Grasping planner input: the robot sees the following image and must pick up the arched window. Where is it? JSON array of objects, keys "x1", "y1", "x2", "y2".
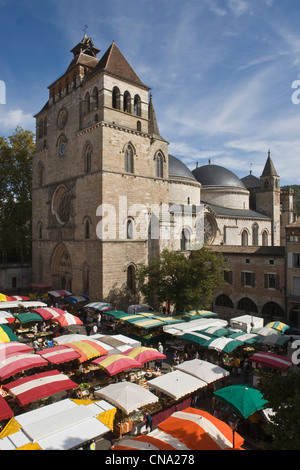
[
  {"x1": 85, "y1": 145, "x2": 92, "y2": 173},
  {"x1": 241, "y1": 230, "x2": 248, "y2": 246},
  {"x1": 92, "y1": 86, "x2": 98, "y2": 110},
  {"x1": 262, "y1": 230, "x2": 268, "y2": 246},
  {"x1": 252, "y1": 223, "x2": 258, "y2": 246},
  {"x1": 123, "y1": 91, "x2": 131, "y2": 113},
  {"x1": 137, "y1": 120, "x2": 141, "y2": 132},
  {"x1": 37, "y1": 222, "x2": 43, "y2": 240},
  {"x1": 237, "y1": 297, "x2": 258, "y2": 313},
  {"x1": 262, "y1": 301, "x2": 284, "y2": 318},
  {"x1": 155, "y1": 152, "x2": 164, "y2": 178},
  {"x1": 112, "y1": 86, "x2": 120, "y2": 109},
  {"x1": 181, "y1": 228, "x2": 191, "y2": 251},
  {"x1": 215, "y1": 294, "x2": 234, "y2": 309},
  {"x1": 134, "y1": 94, "x2": 141, "y2": 116},
  {"x1": 125, "y1": 144, "x2": 134, "y2": 173},
  {"x1": 37, "y1": 161, "x2": 44, "y2": 187},
  {"x1": 84, "y1": 219, "x2": 90, "y2": 239},
  {"x1": 127, "y1": 265, "x2": 136, "y2": 292},
  {"x1": 84, "y1": 92, "x2": 90, "y2": 114},
  {"x1": 127, "y1": 219, "x2": 133, "y2": 239}
]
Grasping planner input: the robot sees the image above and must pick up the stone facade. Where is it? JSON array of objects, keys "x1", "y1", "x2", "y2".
[{"x1": 32, "y1": 35, "x2": 295, "y2": 310}]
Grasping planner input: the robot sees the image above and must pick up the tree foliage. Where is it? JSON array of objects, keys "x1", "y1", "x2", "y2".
[
  {"x1": 258, "y1": 370, "x2": 300, "y2": 449},
  {"x1": 0, "y1": 127, "x2": 35, "y2": 263},
  {"x1": 137, "y1": 247, "x2": 226, "y2": 312}
]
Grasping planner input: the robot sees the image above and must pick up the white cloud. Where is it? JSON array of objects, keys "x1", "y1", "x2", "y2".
[{"x1": 0, "y1": 108, "x2": 35, "y2": 134}]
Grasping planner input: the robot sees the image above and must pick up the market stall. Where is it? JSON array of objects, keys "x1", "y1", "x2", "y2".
[
  {"x1": 113, "y1": 407, "x2": 245, "y2": 450},
  {"x1": 0, "y1": 398, "x2": 115, "y2": 450},
  {"x1": 36, "y1": 345, "x2": 81, "y2": 365},
  {"x1": 174, "y1": 358, "x2": 229, "y2": 384},
  {"x1": 3, "y1": 370, "x2": 78, "y2": 406},
  {"x1": 0, "y1": 353, "x2": 48, "y2": 381}
]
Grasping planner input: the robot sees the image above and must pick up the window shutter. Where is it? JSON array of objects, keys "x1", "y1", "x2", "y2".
[
  {"x1": 275, "y1": 274, "x2": 280, "y2": 290},
  {"x1": 288, "y1": 253, "x2": 293, "y2": 268},
  {"x1": 264, "y1": 274, "x2": 268, "y2": 288},
  {"x1": 241, "y1": 272, "x2": 245, "y2": 286}
]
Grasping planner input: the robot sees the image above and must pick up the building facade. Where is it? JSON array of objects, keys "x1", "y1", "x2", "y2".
[{"x1": 32, "y1": 36, "x2": 295, "y2": 309}]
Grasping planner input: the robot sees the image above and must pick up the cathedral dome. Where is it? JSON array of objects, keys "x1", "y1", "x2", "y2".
[
  {"x1": 168, "y1": 155, "x2": 197, "y2": 181},
  {"x1": 192, "y1": 164, "x2": 246, "y2": 189}
]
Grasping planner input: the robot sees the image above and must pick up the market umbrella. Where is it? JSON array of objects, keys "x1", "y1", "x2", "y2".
[
  {"x1": 0, "y1": 294, "x2": 12, "y2": 301},
  {"x1": 122, "y1": 346, "x2": 166, "y2": 364},
  {"x1": 249, "y1": 351, "x2": 292, "y2": 371},
  {"x1": 65, "y1": 339, "x2": 108, "y2": 363},
  {"x1": 257, "y1": 334, "x2": 291, "y2": 347},
  {"x1": 265, "y1": 321, "x2": 289, "y2": 333},
  {"x1": 201, "y1": 326, "x2": 229, "y2": 337},
  {"x1": 114, "y1": 407, "x2": 244, "y2": 450},
  {"x1": 252, "y1": 327, "x2": 281, "y2": 337},
  {"x1": 92, "y1": 354, "x2": 142, "y2": 376},
  {"x1": 65, "y1": 295, "x2": 90, "y2": 304},
  {"x1": 147, "y1": 370, "x2": 206, "y2": 401},
  {"x1": 32, "y1": 307, "x2": 67, "y2": 320},
  {"x1": 3, "y1": 370, "x2": 78, "y2": 406},
  {"x1": 0, "y1": 342, "x2": 33, "y2": 359},
  {"x1": 181, "y1": 332, "x2": 215, "y2": 346},
  {"x1": 13, "y1": 312, "x2": 43, "y2": 324},
  {"x1": 54, "y1": 312, "x2": 83, "y2": 327},
  {"x1": 47, "y1": 290, "x2": 71, "y2": 298},
  {"x1": 84, "y1": 302, "x2": 113, "y2": 311},
  {"x1": 214, "y1": 385, "x2": 268, "y2": 419},
  {"x1": 0, "y1": 325, "x2": 19, "y2": 343},
  {"x1": 0, "y1": 395, "x2": 14, "y2": 420},
  {"x1": 0, "y1": 353, "x2": 48, "y2": 381},
  {"x1": 9, "y1": 296, "x2": 30, "y2": 301},
  {"x1": 94, "y1": 381, "x2": 159, "y2": 415},
  {"x1": 0, "y1": 311, "x2": 15, "y2": 325},
  {"x1": 202, "y1": 336, "x2": 243, "y2": 354},
  {"x1": 37, "y1": 345, "x2": 81, "y2": 364},
  {"x1": 175, "y1": 359, "x2": 229, "y2": 384},
  {"x1": 228, "y1": 332, "x2": 261, "y2": 345}
]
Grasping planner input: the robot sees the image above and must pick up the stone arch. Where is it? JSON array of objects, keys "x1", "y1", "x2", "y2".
[{"x1": 50, "y1": 243, "x2": 72, "y2": 291}]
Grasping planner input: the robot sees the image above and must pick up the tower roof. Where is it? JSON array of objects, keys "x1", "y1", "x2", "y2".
[
  {"x1": 261, "y1": 151, "x2": 278, "y2": 177},
  {"x1": 89, "y1": 41, "x2": 150, "y2": 90},
  {"x1": 148, "y1": 93, "x2": 161, "y2": 138}
]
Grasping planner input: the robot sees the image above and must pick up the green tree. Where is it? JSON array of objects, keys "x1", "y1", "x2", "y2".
[
  {"x1": 137, "y1": 247, "x2": 226, "y2": 312},
  {"x1": 0, "y1": 127, "x2": 35, "y2": 263},
  {"x1": 258, "y1": 370, "x2": 300, "y2": 449}
]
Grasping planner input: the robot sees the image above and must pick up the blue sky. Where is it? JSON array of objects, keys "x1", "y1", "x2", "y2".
[{"x1": 1, "y1": 0, "x2": 300, "y2": 184}]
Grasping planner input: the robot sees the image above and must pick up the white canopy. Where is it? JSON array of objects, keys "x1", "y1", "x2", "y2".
[
  {"x1": 0, "y1": 301, "x2": 47, "y2": 310},
  {"x1": 147, "y1": 370, "x2": 206, "y2": 400},
  {"x1": 0, "y1": 398, "x2": 114, "y2": 450},
  {"x1": 163, "y1": 318, "x2": 228, "y2": 336},
  {"x1": 94, "y1": 381, "x2": 159, "y2": 415},
  {"x1": 174, "y1": 359, "x2": 229, "y2": 384}
]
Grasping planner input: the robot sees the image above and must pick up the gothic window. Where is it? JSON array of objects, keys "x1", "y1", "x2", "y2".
[
  {"x1": 125, "y1": 144, "x2": 134, "y2": 173},
  {"x1": 123, "y1": 91, "x2": 131, "y2": 113},
  {"x1": 92, "y1": 86, "x2": 98, "y2": 110},
  {"x1": 252, "y1": 223, "x2": 258, "y2": 246},
  {"x1": 237, "y1": 297, "x2": 258, "y2": 313},
  {"x1": 241, "y1": 230, "x2": 248, "y2": 246},
  {"x1": 83, "y1": 144, "x2": 92, "y2": 173},
  {"x1": 155, "y1": 151, "x2": 164, "y2": 178},
  {"x1": 134, "y1": 94, "x2": 141, "y2": 116},
  {"x1": 84, "y1": 91, "x2": 90, "y2": 114},
  {"x1": 84, "y1": 219, "x2": 90, "y2": 239},
  {"x1": 112, "y1": 86, "x2": 120, "y2": 109},
  {"x1": 262, "y1": 230, "x2": 268, "y2": 246},
  {"x1": 181, "y1": 228, "x2": 191, "y2": 251},
  {"x1": 37, "y1": 161, "x2": 44, "y2": 187},
  {"x1": 127, "y1": 264, "x2": 136, "y2": 292},
  {"x1": 137, "y1": 120, "x2": 141, "y2": 132},
  {"x1": 127, "y1": 219, "x2": 134, "y2": 239},
  {"x1": 216, "y1": 294, "x2": 234, "y2": 309}
]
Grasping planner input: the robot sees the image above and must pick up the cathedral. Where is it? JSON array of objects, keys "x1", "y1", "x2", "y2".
[{"x1": 32, "y1": 35, "x2": 294, "y2": 305}]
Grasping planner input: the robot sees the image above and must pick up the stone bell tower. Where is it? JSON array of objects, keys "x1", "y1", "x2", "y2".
[{"x1": 255, "y1": 151, "x2": 281, "y2": 246}]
